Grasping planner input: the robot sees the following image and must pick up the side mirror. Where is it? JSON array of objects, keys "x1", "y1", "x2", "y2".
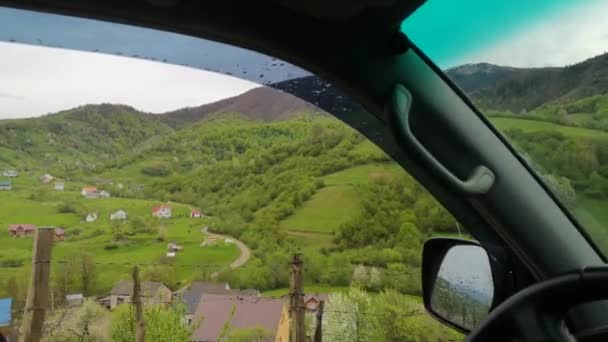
[{"x1": 422, "y1": 238, "x2": 497, "y2": 333}]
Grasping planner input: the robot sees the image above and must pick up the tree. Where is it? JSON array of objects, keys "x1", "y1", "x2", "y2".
[
  {"x1": 80, "y1": 253, "x2": 97, "y2": 296},
  {"x1": 45, "y1": 300, "x2": 109, "y2": 342},
  {"x1": 323, "y1": 288, "x2": 461, "y2": 342},
  {"x1": 52, "y1": 252, "x2": 99, "y2": 303},
  {"x1": 323, "y1": 288, "x2": 373, "y2": 342},
  {"x1": 111, "y1": 302, "x2": 196, "y2": 342}
]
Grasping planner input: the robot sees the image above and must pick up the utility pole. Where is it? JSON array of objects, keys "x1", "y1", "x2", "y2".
[
  {"x1": 313, "y1": 300, "x2": 324, "y2": 342},
  {"x1": 290, "y1": 253, "x2": 305, "y2": 342},
  {"x1": 19, "y1": 227, "x2": 54, "y2": 342},
  {"x1": 132, "y1": 266, "x2": 145, "y2": 342}
]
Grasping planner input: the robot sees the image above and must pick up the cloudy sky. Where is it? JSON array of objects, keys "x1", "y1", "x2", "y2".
[
  {"x1": 0, "y1": 0, "x2": 607, "y2": 118},
  {"x1": 404, "y1": 0, "x2": 608, "y2": 68},
  {"x1": 0, "y1": 42, "x2": 258, "y2": 118},
  {"x1": 0, "y1": 6, "x2": 309, "y2": 119}
]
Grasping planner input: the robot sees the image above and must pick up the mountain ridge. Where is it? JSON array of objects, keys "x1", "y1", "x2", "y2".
[{"x1": 445, "y1": 52, "x2": 608, "y2": 112}]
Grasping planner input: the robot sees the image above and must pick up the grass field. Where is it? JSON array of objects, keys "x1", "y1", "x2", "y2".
[
  {"x1": 490, "y1": 117, "x2": 608, "y2": 140},
  {"x1": 279, "y1": 185, "x2": 359, "y2": 234},
  {"x1": 322, "y1": 163, "x2": 402, "y2": 186},
  {"x1": 574, "y1": 196, "x2": 608, "y2": 253},
  {"x1": 0, "y1": 175, "x2": 239, "y2": 294},
  {"x1": 280, "y1": 162, "x2": 403, "y2": 248},
  {"x1": 262, "y1": 285, "x2": 350, "y2": 297}
]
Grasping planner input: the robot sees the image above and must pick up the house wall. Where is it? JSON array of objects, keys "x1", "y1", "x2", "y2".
[
  {"x1": 110, "y1": 295, "x2": 132, "y2": 309},
  {"x1": 275, "y1": 304, "x2": 290, "y2": 342},
  {"x1": 154, "y1": 287, "x2": 173, "y2": 304}
]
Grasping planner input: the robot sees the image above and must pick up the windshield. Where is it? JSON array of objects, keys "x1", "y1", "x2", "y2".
[
  {"x1": 403, "y1": 0, "x2": 608, "y2": 255},
  {"x1": 0, "y1": 5, "x2": 472, "y2": 340}
]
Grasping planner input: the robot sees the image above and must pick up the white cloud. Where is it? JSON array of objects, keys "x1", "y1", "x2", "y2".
[
  {"x1": 458, "y1": 1, "x2": 608, "y2": 67},
  {"x1": 0, "y1": 42, "x2": 258, "y2": 118}
]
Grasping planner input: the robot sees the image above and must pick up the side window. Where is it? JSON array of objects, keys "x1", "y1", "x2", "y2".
[
  {"x1": 0, "y1": 6, "x2": 465, "y2": 340},
  {"x1": 403, "y1": 0, "x2": 608, "y2": 257}
]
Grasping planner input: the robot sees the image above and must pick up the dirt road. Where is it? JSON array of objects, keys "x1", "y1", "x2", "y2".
[{"x1": 202, "y1": 227, "x2": 251, "y2": 268}]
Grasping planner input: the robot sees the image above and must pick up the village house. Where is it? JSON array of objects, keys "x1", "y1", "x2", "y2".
[
  {"x1": 2, "y1": 170, "x2": 18, "y2": 177},
  {"x1": 0, "y1": 297, "x2": 12, "y2": 341},
  {"x1": 81, "y1": 186, "x2": 98, "y2": 198},
  {"x1": 167, "y1": 242, "x2": 183, "y2": 253},
  {"x1": 110, "y1": 209, "x2": 127, "y2": 220},
  {"x1": 65, "y1": 293, "x2": 84, "y2": 307},
  {"x1": 303, "y1": 294, "x2": 329, "y2": 312},
  {"x1": 190, "y1": 210, "x2": 203, "y2": 218},
  {"x1": 85, "y1": 213, "x2": 98, "y2": 222},
  {"x1": 100, "y1": 281, "x2": 172, "y2": 310},
  {"x1": 8, "y1": 224, "x2": 36, "y2": 238},
  {"x1": 40, "y1": 174, "x2": 54, "y2": 184},
  {"x1": 176, "y1": 282, "x2": 262, "y2": 324},
  {"x1": 191, "y1": 294, "x2": 289, "y2": 342},
  {"x1": 54, "y1": 182, "x2": 64, "y2": 191},
  {"x1": 152, "y1": 205, "x2": 172, "y2": 218},
  {"x1": 0, "y1": 180, "x2": 11, "y2": 191},
  {"x1": 54, "y1": 228, "x2": 65, "y2": 241}
]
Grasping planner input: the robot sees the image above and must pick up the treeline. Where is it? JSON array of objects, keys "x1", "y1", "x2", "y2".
[
  {"x1": 486, "y1": 94, "x2": 608, "y2": 132},
  {"x1": 505, "y1": 129, "x2": 608, "y2": 200}
]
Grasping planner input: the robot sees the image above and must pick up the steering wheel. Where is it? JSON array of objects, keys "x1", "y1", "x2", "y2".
[{"x1": 467, "y1": 267, "x2": 608, "y2": 342}]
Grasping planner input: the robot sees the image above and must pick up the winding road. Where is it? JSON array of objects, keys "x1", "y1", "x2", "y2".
[{"x1": 202, "y1": 227, "x2": 251, "y2": 269}]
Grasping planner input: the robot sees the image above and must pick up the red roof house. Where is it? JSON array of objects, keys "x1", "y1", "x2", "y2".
[
  {"x1": 152, "y1": 205, "x2": 172, "y2": 218},
  {"x1": 8, "y1": 224, "x2": 36, "y2": 237},
  {"x1": 81, "y1": 186, "x2": 98, "y2": 198},
  {"x1": 190, "y1": 210, "x2": 203, "y2": 218},
  {"x1": 54, "y1": 228, "x2": 65, "y2": 241}
]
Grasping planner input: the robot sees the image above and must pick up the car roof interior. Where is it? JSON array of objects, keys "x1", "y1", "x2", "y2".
[{"x1": 2, "y1": 0, "x2": 608, "y2": 336}]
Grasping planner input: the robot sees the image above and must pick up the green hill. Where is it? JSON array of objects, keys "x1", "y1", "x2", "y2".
[
  {"x1": 446, "y1": 53, "x2": 608, "y2": 113},
  {"x1": 0, "y1": 104, "x2": 173, "y2": 171}
]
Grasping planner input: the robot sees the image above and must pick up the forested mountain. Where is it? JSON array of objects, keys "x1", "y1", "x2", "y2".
[
  {"x1": 0, "y1": 93, "x2": 455, "y2": 294},
  {"x1": 0, "y1": 104, "x2": 172, "y2": 170},
  {"x1": 446, "y1": 52, "x2": 608, "y2": 112},
  {"x1": 159, "y1": 86, "x2": 317, "y2": 128}
]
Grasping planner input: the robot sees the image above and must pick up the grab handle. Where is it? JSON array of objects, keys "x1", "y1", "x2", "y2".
[{"x1": 392, "y1": 84, "x2": 495, "y2": 195}]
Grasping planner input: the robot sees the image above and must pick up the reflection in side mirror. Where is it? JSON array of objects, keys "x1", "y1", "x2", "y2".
[{"x1": 430, "y1": 245, "x2": 494, "y2": 331}]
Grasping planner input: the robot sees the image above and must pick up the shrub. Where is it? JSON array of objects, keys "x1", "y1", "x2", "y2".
[{"x1": 104, "y1": 243, "x2": 119, "y2": 250}]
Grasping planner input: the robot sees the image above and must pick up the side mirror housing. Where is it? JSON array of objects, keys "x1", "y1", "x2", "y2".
[{"x1": 422, "y1": 238, "x2": 501, "y2": 333}]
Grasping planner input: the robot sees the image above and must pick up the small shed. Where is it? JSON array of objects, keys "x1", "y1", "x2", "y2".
[
  {"x1": 0, "y1": 181, "x2": 11, "y2": 191},
  {"x1": 2, "y1": 170, "x2": 18, "y2": 177},
  {"x1": 191, "y1": 210, "x2": 203, "y2": 218},
  {"x1": 167, "y1": 242, "x2": 183, "y2": 253},
  {"x1": 54, "y1": 228, "x2": 65, "y2": 241},
  {"x1": 66, "y1": 293, "x2": 84, "y2": 307},
  {"x1": 85, "y1": 213, "x2": 98, "y2": 222},
  {"x1": 54, "y1": 182, "x2": 65, "y2": 191},
  {"x1": 110, "y1": 209, "x2": 127, "y2": 221},
  {"x1": 40, "y1": 174, "x2": 54, "y2": 184}
]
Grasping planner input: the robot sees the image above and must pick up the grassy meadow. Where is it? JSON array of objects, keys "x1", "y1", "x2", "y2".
[
  {"x1": 279, "y1": 162, "x2": 403, "y2": 247},
  {"x1": 0, "y1": 174, "x2": 239, "y2": 294},
  {"x1": 490, "y1": 117, "x2": 608, "y2": 140}
]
